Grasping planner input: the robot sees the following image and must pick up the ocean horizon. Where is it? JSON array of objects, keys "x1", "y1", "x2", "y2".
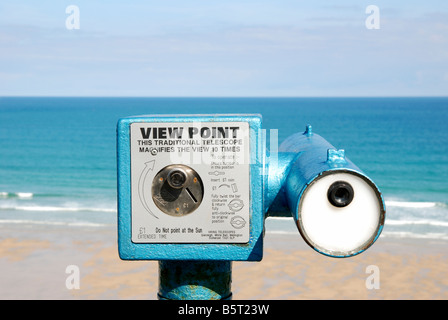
[{"x1": 1, "y1": 97, "x2": 447, "y2": 241}]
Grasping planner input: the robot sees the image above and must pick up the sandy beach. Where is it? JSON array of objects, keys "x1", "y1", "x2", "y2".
[{"x1": 0, "y1": 222, "x2": 447, "y2": 300}]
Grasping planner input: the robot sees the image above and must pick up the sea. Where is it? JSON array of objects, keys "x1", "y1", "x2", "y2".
[{"x1": 0, "y1": 97, "x2": 447, "y2": 241}]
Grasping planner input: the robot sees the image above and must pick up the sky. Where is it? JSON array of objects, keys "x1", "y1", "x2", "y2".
[{"x1": 0, "y1": 1, "x2": 447, "y2": 97}]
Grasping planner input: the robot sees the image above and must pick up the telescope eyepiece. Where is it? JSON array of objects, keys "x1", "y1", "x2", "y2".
[{"x1": 327, "y1": 181, "x2": 354, "y2": 208}]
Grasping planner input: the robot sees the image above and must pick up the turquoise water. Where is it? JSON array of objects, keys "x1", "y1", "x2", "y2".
[{"x1": 0, "y1": 97, "x2": 447, "y2": 239}]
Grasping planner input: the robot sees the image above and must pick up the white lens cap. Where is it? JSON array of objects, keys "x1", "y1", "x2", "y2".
[{"x1": 297, "y1": 171, "x2": 385, "y2": 257}]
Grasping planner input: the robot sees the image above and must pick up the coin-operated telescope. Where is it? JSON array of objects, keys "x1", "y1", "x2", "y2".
[{"x1": 116, "y1": 114, "x2": 385, "y2": 300}]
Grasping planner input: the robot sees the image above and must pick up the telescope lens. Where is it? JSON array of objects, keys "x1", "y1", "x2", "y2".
[
  {"x1": 297, "y1": 171, "x2": 385, "y2": 257},
  {"x1": 327, "y1": 181, "x2": 354, "y2": 208}
]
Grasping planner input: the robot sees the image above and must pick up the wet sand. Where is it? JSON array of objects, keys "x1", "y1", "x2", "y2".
[{"x1": 0, "y1": 224, "x2": 447, "y2": 300}]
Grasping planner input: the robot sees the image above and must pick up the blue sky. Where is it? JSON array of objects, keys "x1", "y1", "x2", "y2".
[{"x1": 0, "y1": 1, "x2": 447, "y2": 97}]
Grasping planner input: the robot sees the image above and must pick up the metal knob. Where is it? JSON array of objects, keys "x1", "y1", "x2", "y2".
[
  {"x1": 152, "y1": 164, "x2": 204, "y2": 217},
  {"x1": 167, "y1": 169, "x2": 188, "y2": 189}
]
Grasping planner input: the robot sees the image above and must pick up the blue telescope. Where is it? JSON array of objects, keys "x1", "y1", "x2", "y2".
[
  {"x1": 117, "y1": 115, "x2": 386, "y2": 299},
  {"x1": 266, "y1": 124, "x2": 385, "y2": 258}
]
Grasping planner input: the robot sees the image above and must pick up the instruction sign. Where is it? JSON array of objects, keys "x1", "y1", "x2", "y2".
[{"x1": 130, "y1": 121, "x2": 251, "y2": 244}]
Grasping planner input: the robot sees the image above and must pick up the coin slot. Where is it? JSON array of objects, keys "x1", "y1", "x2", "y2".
[{"x1": 185, "y1": 187, "x2": 198, "y2": 203}]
